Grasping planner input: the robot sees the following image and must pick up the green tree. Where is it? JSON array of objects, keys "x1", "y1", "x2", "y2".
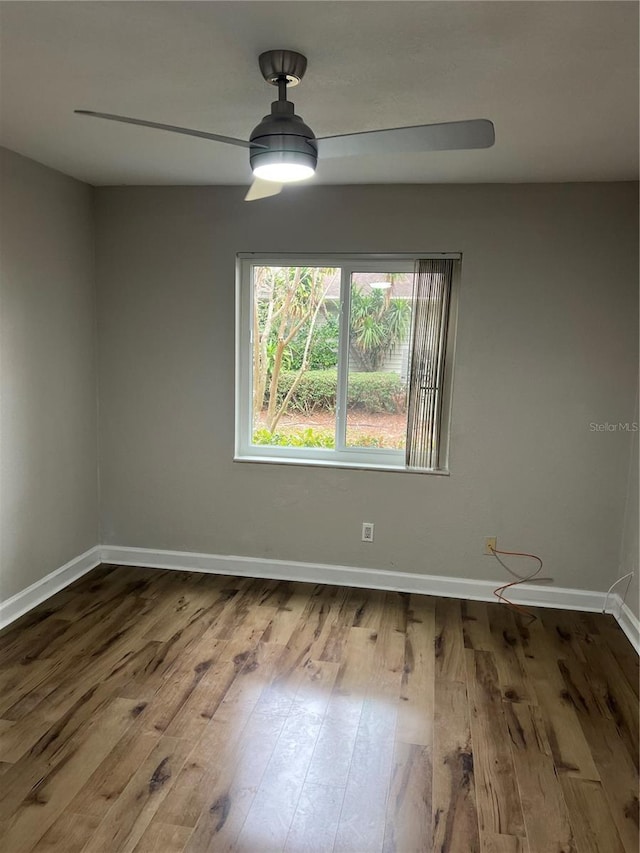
[
  {"x1": 253, "y1": 266, "x2": 335, "y2": 432},
  {"x1": 349, "y1": 287, "x2": 411, "y2": 371},
  {"x1": 287, "y1": 310, "x2": 340, "y2": 371}
]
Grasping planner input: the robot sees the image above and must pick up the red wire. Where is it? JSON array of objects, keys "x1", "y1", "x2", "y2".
[{"x1": 491, "y1": 546, "x2": 544, "y2": 624}]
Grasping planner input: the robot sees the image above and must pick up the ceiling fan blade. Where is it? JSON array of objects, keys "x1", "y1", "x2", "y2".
[
  {"x1": 244, "y1": 178, "x2": 284, "y2": 202},
  {"x1": 317, "y1": 119, "x2": 495, "y2": 159},
  {"x1": 74, "y1": 110, "x2": 267, "y2": 150}
]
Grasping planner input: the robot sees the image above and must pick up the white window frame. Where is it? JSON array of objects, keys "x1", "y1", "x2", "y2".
[{"x1": 235, "y1": 253, "x2": 460, "y2": 473}]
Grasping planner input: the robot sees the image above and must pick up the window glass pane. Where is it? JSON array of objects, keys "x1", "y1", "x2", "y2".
[
  {"x1": 251, "y1": 266, "x2": 340, "y2": 448},
  {"x1": 346, "y1": 272, "x2": 413, "y2": 450}
]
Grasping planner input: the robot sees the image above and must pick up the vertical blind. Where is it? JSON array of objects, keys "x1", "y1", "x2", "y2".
[{"x1": 405, "y1": 258, "x2": 454, "y2": 470}]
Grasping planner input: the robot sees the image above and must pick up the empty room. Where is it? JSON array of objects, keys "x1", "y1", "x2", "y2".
[{"x1": 0, "y1": 1, "x2": 638, "y2": 851}]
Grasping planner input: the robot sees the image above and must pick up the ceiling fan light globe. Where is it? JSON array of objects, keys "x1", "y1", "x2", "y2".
[
  {"x1": 249, "y1": 105, "x2": 317, "y2": 184},
  {"x1": 253, "y1": 162, "x2": 314, "y2": 183}
]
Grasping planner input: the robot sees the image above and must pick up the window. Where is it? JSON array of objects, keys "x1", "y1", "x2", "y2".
[{"x1": 236, "y1": 254, "x2": 459, "y2": 472}]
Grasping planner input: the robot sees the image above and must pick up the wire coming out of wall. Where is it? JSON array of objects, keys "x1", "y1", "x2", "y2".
[
  {"x1": 491, "y1": 545, "x2": 552, "y2": 624},
  {"x1": 602, "y1": 572, "x2": 634, "y2": 615}
]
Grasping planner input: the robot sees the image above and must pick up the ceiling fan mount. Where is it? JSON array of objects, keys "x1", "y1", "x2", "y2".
[
  {"x1": 74, "y1": 48, "x2": 495, "y2": 201},
  {"x1": 258, "y1": 49, "x2": 307, "y2": 88}
]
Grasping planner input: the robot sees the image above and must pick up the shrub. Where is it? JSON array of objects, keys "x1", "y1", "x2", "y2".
[
  {"x1": 252, "y1": 427, "x2": 405, "y2": 450},
  {"x1": 274, "y1": 370, "x2": 338, "y2": 413},
  {"x1": 348, "y1": 372, "x2": 407, "y2": 414},
  {"x1": 272, "y1": 370, "x2": 406, "y2": 414},
  {"x1": 252, "y1": 427, "x2": 335, "y2": 448}
]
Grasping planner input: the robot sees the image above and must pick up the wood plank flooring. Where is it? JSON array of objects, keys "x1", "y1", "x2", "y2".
[{"x1": 0, "y1": 565, "x2": 637, "y2": 852}]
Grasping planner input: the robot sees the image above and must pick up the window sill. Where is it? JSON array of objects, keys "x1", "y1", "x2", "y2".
[{"x1": 234, "y1": 454, "x2": 450, "y2": 476}]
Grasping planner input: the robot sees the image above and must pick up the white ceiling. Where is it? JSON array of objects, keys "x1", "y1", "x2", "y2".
[{"x1": 0, "y1": 1, "x2": 637, "y2": 186}]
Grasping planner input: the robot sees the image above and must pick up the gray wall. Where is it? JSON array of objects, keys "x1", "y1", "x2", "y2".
[
  {"x1": 0, "y1": 147, "x2": 98, "y2": 601},
  {"x1": 95, "y1": 182, "x2": 638, "y2": 595},
  {"x1": 618, "y1": 392, "x2": 639, "y2": 618}
]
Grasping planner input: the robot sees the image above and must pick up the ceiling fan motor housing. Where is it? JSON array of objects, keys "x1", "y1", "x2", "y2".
[{"x1": 249, "y1": 100, "x2": 318, "y2": 176}]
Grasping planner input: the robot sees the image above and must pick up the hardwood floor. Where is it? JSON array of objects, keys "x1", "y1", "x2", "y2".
[{"x1": 0, "y1": 565, "x2": 637, "y2": 852}]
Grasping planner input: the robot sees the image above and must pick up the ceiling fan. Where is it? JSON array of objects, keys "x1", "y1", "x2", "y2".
[{"x1": 76, "y1": 49, "x2": 495, "y2": 202}]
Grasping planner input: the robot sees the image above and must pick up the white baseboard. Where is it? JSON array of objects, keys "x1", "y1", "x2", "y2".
[
  {"x1": 101, "y1": 544, "x2": 609, "y2": 612},
  {"x1": 102, "y1": 545, "x2": 638, "y2": 652},
  {"x1": 2, "y1": 544, "x2": 637, "y2": 656},
  {"x1": 0, "y1": 546, "x2": 101, "y2": 630}
]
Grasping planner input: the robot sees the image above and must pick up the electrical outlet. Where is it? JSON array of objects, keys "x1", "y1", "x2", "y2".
[
  {"x1": 362, "y1": 522, "x2": 374, "y2": 543},
  {"x1": 484, "y1": 537, "x2": 497, "y2": 555}
]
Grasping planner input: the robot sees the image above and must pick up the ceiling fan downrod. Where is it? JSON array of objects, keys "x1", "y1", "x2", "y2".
[{"x1": 276, "y1": 76, "x2": 288, "y2": 102}]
